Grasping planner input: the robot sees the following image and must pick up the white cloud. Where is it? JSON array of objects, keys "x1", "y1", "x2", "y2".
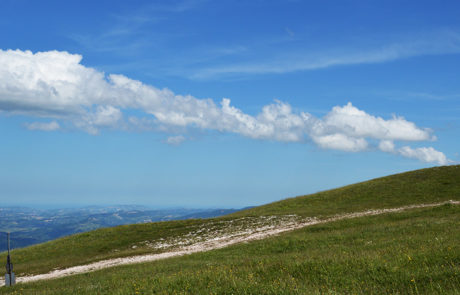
[
  {"x1": 217, "y1": 98, "x2": 309, "y2": 142},
  {"x1": 378, "y1": 140, "x2": 447, "y2": 165},
  {"x1": 25, "y1": 121, "x2": 60, "y2": 131},
  {"x1": 398, "y1": 146, "x2": 448, "y2": 165},
  {"x1": 378, "y1": 140, "x2": 395, "y2": 153},
  {"x1": 75, "y1": 106, "x2": 124, "y2": 135},
  {"x1": 312, "y1": 133, "x2": 368, "y2": 152},
  {"x1": 322, "y1": 103, "x2": 431, "y2": 141},
  {"x1": 0, "y1": 49, "x2": 450, "y2": 165},
  {"x1": 165, "y1": 135, "x2": 186, "y2": 145}
]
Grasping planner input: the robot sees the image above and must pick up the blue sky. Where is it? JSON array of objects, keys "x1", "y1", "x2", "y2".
[{"x1": 0, "y1": 0, "x2": 459, "y2": 208}]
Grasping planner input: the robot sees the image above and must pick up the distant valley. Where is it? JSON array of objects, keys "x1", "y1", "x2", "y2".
[{"x1": 0, "y1": 205, "x2": 242, "y2": 251}]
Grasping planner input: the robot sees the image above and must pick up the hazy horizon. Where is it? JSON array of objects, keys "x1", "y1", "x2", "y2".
[{"x1": 1, "y1": 0, "x2": 459, "y2": 208}]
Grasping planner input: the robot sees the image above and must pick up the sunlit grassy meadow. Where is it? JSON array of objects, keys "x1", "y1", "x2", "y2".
[
  {"x1": 2, "y1": 204, "x2": 459, "y2": 294},
  {"x1": 1, "y1": 165, "x2": 459, "y2": 294}
]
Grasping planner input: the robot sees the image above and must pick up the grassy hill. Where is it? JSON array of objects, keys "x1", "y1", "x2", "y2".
[
  {"x1": 0, "y1": 207, "x2": 240, "y2": 252},
  {"x1": 1, "y1": 165, "x2": 459, "y2": 294},
  {"x1": 231, "y1": 165, "x2": 460, "y2": 217}
]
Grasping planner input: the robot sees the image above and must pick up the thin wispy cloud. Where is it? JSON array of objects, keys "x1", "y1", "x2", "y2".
[
  {"x1": 145, "y1": 0, "x2": 209, "y2": 13},
  {"x1": 406, "y1": 92, "x2": 460, "y2": 101},
  {"x1": 0, "y1": 49, "x2": 450, "y2": 165},
  {"x1": 67, "y1": 1, "x2": 460, "y2": 85},
  {"x1": 110, "y1": 0, "x2": 208, "y2": 23},
  {"x1": 69, "y1": 0, "x2": 207, "y2": 56},
  {"x1": 24, "y1": 121, "x2": 60, "y2": 131},
  {"x1": 165, "y1": 135, "x2": 187, "y2": 145},
  {"x1": 189, "y1": 29, "x2": 460, "y2": 79}
]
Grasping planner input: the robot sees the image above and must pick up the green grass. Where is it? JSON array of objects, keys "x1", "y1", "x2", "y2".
[
  {"x1": 2, "y1": 204, "x2": 459, "y2": 294},
  {"x1": 231, "y1": 165, "x2": 460, "y2": 218},
  {"x1": 0, "y1": 218, "x2": 214, "y2": 276},
  {"x1": 0, "y1": 165, "x2": 459, "y2": 294}
]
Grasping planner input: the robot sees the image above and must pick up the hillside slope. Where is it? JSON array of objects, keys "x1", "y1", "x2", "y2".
[
  {"x1": 231, "y1": 165, "x2": 460, "y2": 217},
  {"x1": 0, "y1": 165, "x2": 459, "y2": 294},
  {"x1": 2, "y1": 201, "x2": 459, "y2": 294},
  {"x1": 0, "y1": 207, "x2": 240, "y2": 252}
]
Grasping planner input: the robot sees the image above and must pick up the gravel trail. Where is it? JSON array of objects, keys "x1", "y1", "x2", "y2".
[{"x1": 2, "y1": 200, "x2": 458, "y2": 285}]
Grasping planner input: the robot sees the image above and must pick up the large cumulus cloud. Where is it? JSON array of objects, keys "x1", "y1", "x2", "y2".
[{"x1": 0, "y1": 49, "x2": 450, "y2": 165}]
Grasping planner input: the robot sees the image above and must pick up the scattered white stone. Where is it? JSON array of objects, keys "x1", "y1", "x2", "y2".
[{"x1": 1, "y1": 200, "x2": 457, "y2": 286}]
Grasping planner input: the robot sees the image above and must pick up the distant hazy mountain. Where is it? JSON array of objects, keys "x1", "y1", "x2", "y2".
[{"x1": 0, "y1": 206, "x2": 241, "y2": 251}]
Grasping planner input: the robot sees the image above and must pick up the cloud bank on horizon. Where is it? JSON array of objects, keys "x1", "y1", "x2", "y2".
[{"x1": 0, "y1": 49, "x2": 449, "y2": 165}]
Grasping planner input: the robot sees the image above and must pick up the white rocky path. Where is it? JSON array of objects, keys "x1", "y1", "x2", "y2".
[{"x1": 1, "y1": 200, "x2": 458, "y2": 286}]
